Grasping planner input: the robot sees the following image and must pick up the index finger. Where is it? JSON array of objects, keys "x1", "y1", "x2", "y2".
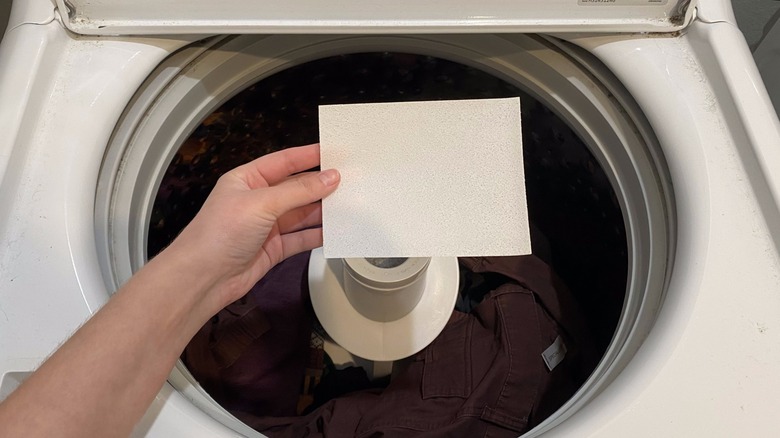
[{"x1": 236, "y1": 143, "x2": 321, "y2": 189}]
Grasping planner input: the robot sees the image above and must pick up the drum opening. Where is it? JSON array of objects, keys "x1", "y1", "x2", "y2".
[{"x1": 147, "y1": 52, "x2": 627, "y2": 435}]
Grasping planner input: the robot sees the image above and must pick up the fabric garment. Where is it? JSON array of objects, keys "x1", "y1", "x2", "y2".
[
  {"x1": 240, "y1": 255, "x2": 597, "y2": 437},
  {"x1": 302, "y1": 357, "x2": 391, "y2": 416},
  {"x1": 454, "y1": 222, "x2": 553, "y2": 314},
  {"x1": 182, "y1": 251, "x2": 313, "y2": 418},
  {"x1": 297, "y1": 326, "x2": 327, "y2": 415},
  {"x1": 454, "y1": 266, "x2": 507, "y2": 314}
]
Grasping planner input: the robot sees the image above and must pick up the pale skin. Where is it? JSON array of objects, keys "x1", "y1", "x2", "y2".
[{"x1": 0, "y1": 144, "x2": 340, "y2": 437}]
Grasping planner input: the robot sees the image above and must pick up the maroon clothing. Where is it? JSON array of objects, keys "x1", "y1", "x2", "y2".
[
  {"x1": 239, "y1": 255, "x2": 597, "y2": 437},
  {"x1": 182, "y1": 252, "x2": 313, "y2": 417}
]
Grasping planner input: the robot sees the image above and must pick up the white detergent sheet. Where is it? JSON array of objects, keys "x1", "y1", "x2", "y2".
[{"x1": 319, "y1": 97, "x2": 531, "y2": 259}]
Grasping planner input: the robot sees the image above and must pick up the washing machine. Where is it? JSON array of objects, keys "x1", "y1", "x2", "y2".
[{"x1": 1, "y1": 0, "x2": 780, "y2": 436}]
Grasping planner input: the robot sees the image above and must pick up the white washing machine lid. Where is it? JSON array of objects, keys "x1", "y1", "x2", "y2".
[{"x1": 56, "y1": 0, "x2": 694, "y2": 35}]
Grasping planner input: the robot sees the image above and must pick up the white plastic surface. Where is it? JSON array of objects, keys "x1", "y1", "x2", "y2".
[
  {"x1": 2, "y1": 0, "x2": 780, "y2": 436},
  {"x1": 54, "y1": 0, "x2": 693, "y2": 35},
  {"x1": 539, "y1": 19, "x2": 780, "y2": 438},
  {"x1": 694, "y1": 0, "x2": 738, "y2": 24},
  {"x1": 309, "y1": 249, "x2": 459, "y2": 361},
  {"x1": 5, "y1": 0, "x2": 55, "y2": 32},
  {"x1": 320, "y1": 98, "x2": 531, "y2": 259},
  {"x1": 343, "y1": 257, "x2": 429, "y2": 322}
]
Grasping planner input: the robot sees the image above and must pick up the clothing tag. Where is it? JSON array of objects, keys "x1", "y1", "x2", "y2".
[{"x1": 542, "y1": 335, "x2": 567, "y2": 371}]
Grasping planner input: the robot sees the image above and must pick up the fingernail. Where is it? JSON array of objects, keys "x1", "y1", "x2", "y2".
[{"x1": 319, "y1": 169, "x2": 340, "y2": 186}]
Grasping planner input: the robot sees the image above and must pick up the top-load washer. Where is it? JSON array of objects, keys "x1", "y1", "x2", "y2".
[{"x1": 1, "y1": 0, "x2": 780, "y2": 436}]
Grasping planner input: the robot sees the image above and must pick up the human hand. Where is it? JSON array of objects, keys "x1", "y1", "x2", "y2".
[{"x1": 165, "y1": 143, "x2": 340, "y2": 308}]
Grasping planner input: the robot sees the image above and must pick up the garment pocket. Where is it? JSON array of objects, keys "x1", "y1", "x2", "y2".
[
  {"x1": 480, "y1": 289, "x2": 546, "y2": 433},
  {"x1": 421, "y1": 314, "x2": 473, "y2": 399}
]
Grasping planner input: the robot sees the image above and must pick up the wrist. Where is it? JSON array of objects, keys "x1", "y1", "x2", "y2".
[{"x1": 142, "y1": 242, "x2": 226, "y2": 325}]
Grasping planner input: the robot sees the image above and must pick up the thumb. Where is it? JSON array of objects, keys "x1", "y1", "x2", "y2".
[{"x1": 261, "y1": 169, "x2": 340, "y2": 218}]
